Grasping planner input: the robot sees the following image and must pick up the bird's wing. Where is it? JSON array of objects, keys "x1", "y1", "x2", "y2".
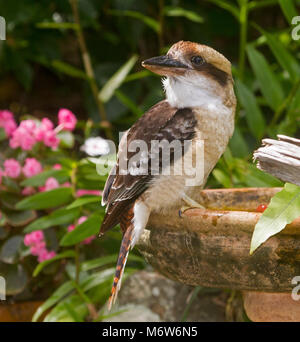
[
  {"x1": 100, "y1": 100, "x2": 196, "y2": 234},
  {"x1": 101, "y1": 164, "x2": 116, "y2": 206}
]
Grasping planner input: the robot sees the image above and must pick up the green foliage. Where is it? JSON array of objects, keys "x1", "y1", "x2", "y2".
[
  {"x1": 98, "y1": 55, "x2": 139, "y2": 103},
  {"x1": 250, "y1": 183, "x2": 300, "y2": 254},
  {"x1": 0, "y1": 0, "x2": 300, "y2": 323},
  {"x1": 60, "y1": 211, "x2": 104, "y2": 246},
  {"x1": 24, "y1": 208, "x2": 80, "y2": 233},
  {"x1": 16, "y1": 188, "x2": 74, "y2": 210}
]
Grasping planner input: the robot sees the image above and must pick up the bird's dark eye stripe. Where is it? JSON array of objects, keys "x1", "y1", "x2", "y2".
[{"x1": 191, "y1": 55, "x2": 204, "y2": 65}]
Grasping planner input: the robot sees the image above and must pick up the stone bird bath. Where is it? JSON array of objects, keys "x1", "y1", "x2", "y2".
[{"x1": 137, "y1": 187, "x2": 300, "y2": 321}]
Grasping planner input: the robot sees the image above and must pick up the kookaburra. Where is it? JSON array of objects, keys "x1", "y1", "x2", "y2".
[{"x1": 100, "y1": 41, "x2": 236, "y2": 309}]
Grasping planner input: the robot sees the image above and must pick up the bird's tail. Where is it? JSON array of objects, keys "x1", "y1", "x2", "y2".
[{"x1": 108, "y1": 207, "x2": 134, "y2": 310}]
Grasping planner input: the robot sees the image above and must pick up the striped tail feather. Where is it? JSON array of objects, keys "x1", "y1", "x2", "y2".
[{"x1": 108, "y1": 206, "x2": 134, "y2": 310}]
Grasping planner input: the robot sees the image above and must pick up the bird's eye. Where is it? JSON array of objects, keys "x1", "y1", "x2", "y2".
[{"x1": 191, "y1": 55, "x2": 204, "y2": 66}]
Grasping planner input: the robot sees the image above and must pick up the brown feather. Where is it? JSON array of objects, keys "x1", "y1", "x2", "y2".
[
  {"x1": 99, "y1": 100, "x2": 196, "y2": 235},
  {"x1": 108, "y1": 205, "x2": 134, "y2": 310}
]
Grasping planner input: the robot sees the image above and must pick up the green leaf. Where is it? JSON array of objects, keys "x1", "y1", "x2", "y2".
[
  {"x1": 51, "y1": 60, "x2": 88, "y2": 80},
  {"x1": 98, "y1": 54, "x2": 138, "y2": 103},
  {"x1": 32, "y1": 281, "x2": 75, "y2": 322},
  {"x1": 21, "y1": 169, "x2": 69, "y2": 187},
  {"x1": 205, "y1": 0, "x2": 239, "y2": 20},
  {"x1": 16, "y1": 187, "x2": 73, "y2": 210},
  {"x1": 4, "y1": 210, "x2": 36, "y2": 227},
  {"x1": 288, "y1": 84, "x2": 300, "y2": 116},
  {"x1": 33, "y1": 250, "x2": 76, "y2": 277},
  {"x1": 81, "y1": 254, "x2": 119, "y2": 272},
  {"x1": 2, "y1": 177, "x2": 20, "y2": 193},
  {"x1": 0, "y1": 263, "x2": 28, "y2": 296},
  {"x1": 248, "y1": 0, "x2": 280, "y2": 11},
  {"x1": 263, "y1": 30, "x2": 300, "y2": 80},
  {"x1": 67, "y1": 196, "x2": 101, "y2": 210},
  {"x1": 36, "y1": 22, "x2": 79, "y2": 30},
  {"x1": 0, "y1": 235, "x2": 23, "y2": 264},
  {"x1": 0, "y1": 127, "x2": 6, "y2": 141},
  {"x1": 235, "y1": 79, "x2": 266, "y2": 139},
  {"x1": 43, "y1": 295, "x2": 88, "y2": 322},
  {"x1": 164, "y1": 6, "x2": 204, "y2": 23},
  {"x1": 246, "y1": 45, "x2": 284, "y2": 110},
  {"x1": 24, "y1": 207, "x2": 80, "y2": 233},
  {"x1": 60, "y1": 212, "x2": 103, "y2": 246},
  {"x1": 109, "y1": 10, "x2": 160, "y2": 32},
  {"x1": 63, "y1": 302, "x2": 84, "y2": 322},
  {"x1": 229, "y1": 127, "x2": 249, "y2": 157},
  {"x1": 278, "y1": 0, "x2": 298, "y2": 22},
  {"x1": 0, "y1": 191, "x2": 23, "y2": 209},
  {"x1": 250, "y1": 183, "x2": 300, "y2": 254},
  {"x1": 212, "y1": 169, "x2": 232, "y2": 188},
  {"x1": 80, "y1": 268, "x2": 116, "y2": 292},
  {"x1": 124, "y1": 70, "x2": 152, "y2": 83},
  {"x1": 81, "y1": 253, "x2": 144, "y2": 272}
]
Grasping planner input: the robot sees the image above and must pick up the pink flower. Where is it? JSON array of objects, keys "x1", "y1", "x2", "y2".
[
  {"x1": 4, "y1": 159, "x2": 21, "y2": 178},
  {"x1": 38, "y1": 250, "x2": 56, "y2": 263},
  {"x1": 19, "y1": 119, "x2": 36, "y2": 133},
  {"x1": 24, "y1": 235, "x2": 33, "y2": 247},
  {"x1": 78, "y1": 216, "x2": 88, "y2": 225},
  {"x1": 40, "y1": 177, "x2": 59, "y2": 192},
  {"x1": 53, "y1": 164, "x2": 62, "y2": 170},
  {"x1": 61, "y1": 182, "x2": 71, "y2": 188},
  {"x1": 58, "y1": 108, "x2": 77, "y2": 131},
  {"x1": 41, "y1": 118, "x2": 54, "y2": 130},
  {"x1": 35, "y1": 118, "x2": 54, "y2": 142},
  {"x1": 67, "y1": 224, "x2": 75, "y2": 232},
  {"x1": 83, "y1": 236, "x2": 96, "y2": 245},
  {"x1": 43, "y1": 130, "x2": 60, "y2": 149},
  {"x1": 30, "y1": 242, "x2": 46, "y2": 256},
  {"x1": 22, "y1": 187, "x2": 36, "y2": 196},
  {"x1": 76, "y1": 189, "x2": 102, "y2": 197},
  {"x1": 24, "y1": 230, "x2": 56, "y2": 263},
  {"x1": 31, "y1": 231, "x2": 44, "y2": 243},
  {"x1": 10, "y1": 127, "x2": 36, "y2": 150},
  {"x1": 0, "y1": 110, "x2": 17, "y2": 137},
  {"x1": 24, "y1": 231, "x2": 44, "y2": 246},
  {"x1": 23, "y1": 158, "x2": 43, "y2": 178}
]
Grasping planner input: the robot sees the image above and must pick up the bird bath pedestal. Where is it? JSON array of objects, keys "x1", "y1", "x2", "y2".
[{"x1": 137, "y1": 188, "x2": 300, "y2": 322}]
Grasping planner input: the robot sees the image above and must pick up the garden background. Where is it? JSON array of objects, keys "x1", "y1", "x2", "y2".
[{"x1": 0, "y1": 0, "x2": 299, "y2": 322}]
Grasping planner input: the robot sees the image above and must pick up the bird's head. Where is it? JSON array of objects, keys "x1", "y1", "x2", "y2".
[{"x1": 142, "y1": 41, "x2": 235, "y2": 109}]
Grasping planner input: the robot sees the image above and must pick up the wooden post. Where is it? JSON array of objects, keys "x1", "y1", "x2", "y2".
[{"x1": 254, "y1": 135, "x2": 300, "y2": 186}]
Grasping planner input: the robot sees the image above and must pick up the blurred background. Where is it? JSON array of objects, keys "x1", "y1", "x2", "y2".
[{"x1": 0, "y1": 0, "x2": 299, "y2": 322}]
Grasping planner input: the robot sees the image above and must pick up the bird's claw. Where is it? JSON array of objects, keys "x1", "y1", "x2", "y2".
[{"x1": 178, "y1": 203, "x2": 205, "y2": 218}]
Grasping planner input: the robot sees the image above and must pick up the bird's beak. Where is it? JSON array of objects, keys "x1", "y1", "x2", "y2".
[{"x1": 142, "y1": 55, "x2": 188, "y2": 76}]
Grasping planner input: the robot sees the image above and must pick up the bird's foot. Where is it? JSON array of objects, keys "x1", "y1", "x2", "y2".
[{"x1": 179, "y1": 194, "x2": 205, "y2": 217}]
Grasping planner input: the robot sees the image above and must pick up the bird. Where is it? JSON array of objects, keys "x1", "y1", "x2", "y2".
[{"x1": 100, "y1": 40, "x2": 236, "y2": 309}]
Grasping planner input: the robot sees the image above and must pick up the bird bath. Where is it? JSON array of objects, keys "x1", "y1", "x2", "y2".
[{"x1": 137, "y1": 187, "x2": 300, "y2": 321}]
